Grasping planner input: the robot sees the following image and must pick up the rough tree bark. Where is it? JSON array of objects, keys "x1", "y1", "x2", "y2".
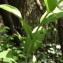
[{"x1": 58, "y1": 18, "x2": 63, "y2": 58}]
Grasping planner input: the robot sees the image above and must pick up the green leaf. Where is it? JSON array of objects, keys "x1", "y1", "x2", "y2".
[
  {"x1": 24, "y1": 26, "x2": 46, "y2": 53},
  {"x1": 20, "y1": 19, "x2": 33, "y2": 39},
  {"x1": 31, "y1": 26, "x2": 46, "y2": 52},
  {"x1": 24, "y1": 36, "x2": 32, "y2": 53},
  {"x1": 0, "y1": 49, "x2": 11, "y2": 58},
  {"x1": 44, "y1": 0, "x2": 57, "y2": 12},
  {"x1": 0, "y1": 4, "x2": 22, "y2": 18},
  {"x1": 0, "y1": 49, "x2": 17, "y2": 63},
  {"x1": 20, "y1": 19, "x2": 33, "y2": 53},
  {"x1": 40, "y1": 7, "x2": 63, "y2": 24},
  {"x1": 40, "y1": 11, "x2": 48, "y2": 24},
  {"x1": 3, "y1": 58, "x2": 17, "y2": 63}
]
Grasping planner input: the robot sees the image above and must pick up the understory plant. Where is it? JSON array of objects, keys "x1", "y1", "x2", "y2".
[{"x1": 0, "y1": 0, "x2": 63, "y2": 63}]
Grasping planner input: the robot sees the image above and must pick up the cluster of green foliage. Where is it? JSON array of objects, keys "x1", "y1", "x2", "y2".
[{"x1": 0, "y1": 0, "x2": 63, "y2": 63}]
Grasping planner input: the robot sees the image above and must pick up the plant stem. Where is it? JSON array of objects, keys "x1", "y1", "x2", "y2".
[
  {"x1": 25, "y1": 53, "x2": 29, "y2": 63},
  {"x1": 25, "y1": 11, "x2": 48, "y2": 63},
  {"x1": 25, "y1": 57, "x2": 28, "y2": 63}
]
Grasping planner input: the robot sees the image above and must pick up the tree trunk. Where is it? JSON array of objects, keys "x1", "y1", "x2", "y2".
[{"x1": 58, "y1": 18, "x2": 63, "y2": 58}]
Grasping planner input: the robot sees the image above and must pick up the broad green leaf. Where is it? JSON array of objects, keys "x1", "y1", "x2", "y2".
[
  {"x1": 0, "y1": 4, "x2": 22, "y2": 18},
  {"x1": 20, "y1": 19, "x2": 33, "y2": 39},
  {"x1": 0, "y1": 49, "x2": 17, "y2": 63},
  {"x1": 3, "y1": 58, "x2": 17, "y2": 63},
  {"x1": 24, "y1": 26, "x2": 46, "y2": 53},
  {"x1": 24, "y1": 37, "x2": 31, "y2": 53},
  {"x1": 6, "y1": 50, "x2": 12, "y2": 58},
  {"x1": 20, "y1": 19, "x2": 33, "y2": 53},
  {"x1": 40, "y1": 7, "x2": 63, "y2": 24},
  {"x1": 30, "y1": 26, "x2": 46, "y2": 52},
  {"x1": 8, "y1": 58, "x2": 17, "y2": 63},
  {"x1": 44, "y1": 0, "x2": 57, "y2": 12},
  {"x1": 40, "y1": 11, "x2": 48, "y2": 24},
  {"x1": 13, "y1": 33, "x2": 24, "y2": 42},
  {"x1": 0, "y1": 49, "x2": 11, "y2": 58}
]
